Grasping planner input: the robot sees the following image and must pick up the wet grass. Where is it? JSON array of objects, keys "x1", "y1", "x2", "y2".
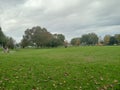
[{"x1": 0, "y1": 46, "x2": 120, "y2": 90}]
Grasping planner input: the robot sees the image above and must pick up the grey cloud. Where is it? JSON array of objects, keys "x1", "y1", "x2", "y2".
[
  {"x1": 0, "y1": 0, "x2": 120, "y2": 42},
  {"x1": 0, "y1": 0, "x2": 25, "y2": 8}
]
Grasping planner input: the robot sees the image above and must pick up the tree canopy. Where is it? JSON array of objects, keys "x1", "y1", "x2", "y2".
[
  {"x1": 71, "y1": 38, "x2": 80, "y2": 46},
  {"x1": 1, "y1": 25, "x2": 120, "y2": 48},
  {"x1": 21, "y1": 26, "x2": 65, "y2": 48},
  {"x1": 80, "y1": 33, "x2": 98, "y2": 45}
]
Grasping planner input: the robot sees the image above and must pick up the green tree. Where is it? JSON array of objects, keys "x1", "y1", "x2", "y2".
[
  {"x1": 71, "y1": 38, "x2": 80, "y2": 46},
  {"x1": 109, "y1": 36, "x2": 117, "y2": 45},
  {"x1": 57, "y1": 34, "x2": 65, "y2": 42},
  {"x1": 53, "y1": 34, "x2": 65, "y2": 46},
  {"x1": 47, "y1": 34, "x2": 65, "y2": 47},
  {"x1": 88, "y1": 33, "x2": 98, "y2": 45},
  {"x1": 21, "y1": 26, "x2": 53, "y2": 48},
  {"x1": 114, "y1": 34, "x2": 120, "y2": 45},
  {"x1": 21, "y1": 35, "x2": 31, "y2": 48},
  {"x1": 47, "y1": 38, "x2": 60, "y2": 47},
  {"x1": 81, "y1": 33, "x2": 98, "y2": 45},
  {"x1": 81, "y1": 34, "x2": 88, "y2": 45},
  {"x1": 0, "y1": 27, "x2": 7, "y2": 47},
  {"x1": 6, "y1": 37, "x2": 15, "y2": 49},
  {"x1": 32, "y1": 27, "x2": 52, "y2": 47},
  {"x1": 32, "y1": 30, "x2": 52, "y2": 47}
]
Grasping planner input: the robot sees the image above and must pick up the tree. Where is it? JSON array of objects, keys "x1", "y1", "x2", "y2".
[
  {"x1": 109, "y1": 36, "x2": 117, "y2": 45},
  {"x1": 71, "y1": 38, "x2": 80, "y2": 46},
  {"x1": 21, "y1": 26, "x2": 66, "y2": 48},
  {"x1": 21, "y1": 26, "x2": 58, "y2": 48},
  {"x1": 104, "y1": 35, "x2": 111, "y2": 45},
  {"x1": 81, "y1": 34, "x2": 88, "y2": 45},
  {"x1": 57, "y1": 34, "x2": 65, "y2": 43},
  {"x1": 21, "y1": 35, "x2": 31, "y2": 48},
  {"x1": 47, "y1": 38, "x2": 60, "y2": 47},
  {"x1": 47, "y1": 34, "x2": 65, "y2": 47},
  {"x1": 52, "y1": 34, "x2": 65, "y2": 46},
  {"x1": 0, "y1": 27, "x2": 7, "y2": 47},
  {"x1": 81, "y1": 33, "x2": 98, "y2": 45},
  {"x1": 32, "y1": 27, "x2": 52, "y2": 47},
  {"x1": 88, "y1": 33, "x2": 98, "y2": 45},
  {"x1": 6, "y1": 37, "x2": 15, "y2": 49},
  {"x1": 114, "y1": 34, "x2": 120, "y2": 45}
]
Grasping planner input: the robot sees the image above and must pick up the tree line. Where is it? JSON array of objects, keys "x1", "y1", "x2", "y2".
[
  {"x1": 0, "y1": 26, "x2": 120, "y2": 49},
  {"x1": 71, "y1": 33, "x2": 120, "y2": 46},
  {"x1": 17, "y1": 26, "x2": 120, "y2": 47}
]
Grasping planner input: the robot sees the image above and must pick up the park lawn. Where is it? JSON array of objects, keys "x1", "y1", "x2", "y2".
[{"x1": 0, "y1": 46, "x2": 120, "y2": 90}]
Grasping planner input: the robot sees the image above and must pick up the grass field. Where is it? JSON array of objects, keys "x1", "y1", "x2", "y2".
[{"x1": 0, "y1": 46, "x2": 120, "y2": 90}]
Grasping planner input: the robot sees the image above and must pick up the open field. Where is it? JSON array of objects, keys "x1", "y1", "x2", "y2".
[{"x1": 0, "y1": 46, "x2": 120, "y2": 90}]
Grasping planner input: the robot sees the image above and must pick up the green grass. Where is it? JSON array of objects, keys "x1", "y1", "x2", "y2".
[{"x1": 0, "y1": 46, "x2": 120, "y2": 90}]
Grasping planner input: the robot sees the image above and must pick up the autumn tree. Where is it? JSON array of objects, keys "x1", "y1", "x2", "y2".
[
  {"x1": 104, "y1": 35, "x2": 111, "y2": 45},
  {"x1": 71, "y1": 38, "x2": 80, "y2": 46}
]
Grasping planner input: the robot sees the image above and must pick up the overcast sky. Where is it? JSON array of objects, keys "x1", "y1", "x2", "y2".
[{"x1": 0, "y1": 0, "x2": 120, "y2": 42}]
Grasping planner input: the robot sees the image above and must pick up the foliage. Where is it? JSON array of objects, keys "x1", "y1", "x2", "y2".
[
  {"x1": 80, "y1": 33, "x2": 98, "y2": 45},
  {"x1": 21, "y1": 35, "x2": 30, "y2": 48},
  {"x1": 51, "y1": 34, "x2": 65, "y2": 46},
  {"x1": 6, "y1": 37, "x2": 15, "y2": 49},
  {"x1": 71, "y1": 38, "x2": 80, "y2": 46},
  {"x1": 109, "y1": 36, "x2": 117, "y2": 45},
  {"x1": 32, "y1": 27, "x2": 52, "y2": 47},
  {"x1": 46, "y1": 34, "x2": 65, "y2": 47},
  {"x1": 104, "y1": 35, "x2": 111, "y2": 45},
  {"x1": 21, "y1": 26, "x2": 65, "y2": 48},
  {"x1": 0, "y1": 27, "x2": 7, "y2": 46},
  {"x1": 115, "y1": 34, "x2": 120, "y2": 45},
  {"x1": 47, "y1": 38, "x2": 60, "y2": 47},
  {"x1": 103, "y1": 34, "x2": 120, "y2": 45}
]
